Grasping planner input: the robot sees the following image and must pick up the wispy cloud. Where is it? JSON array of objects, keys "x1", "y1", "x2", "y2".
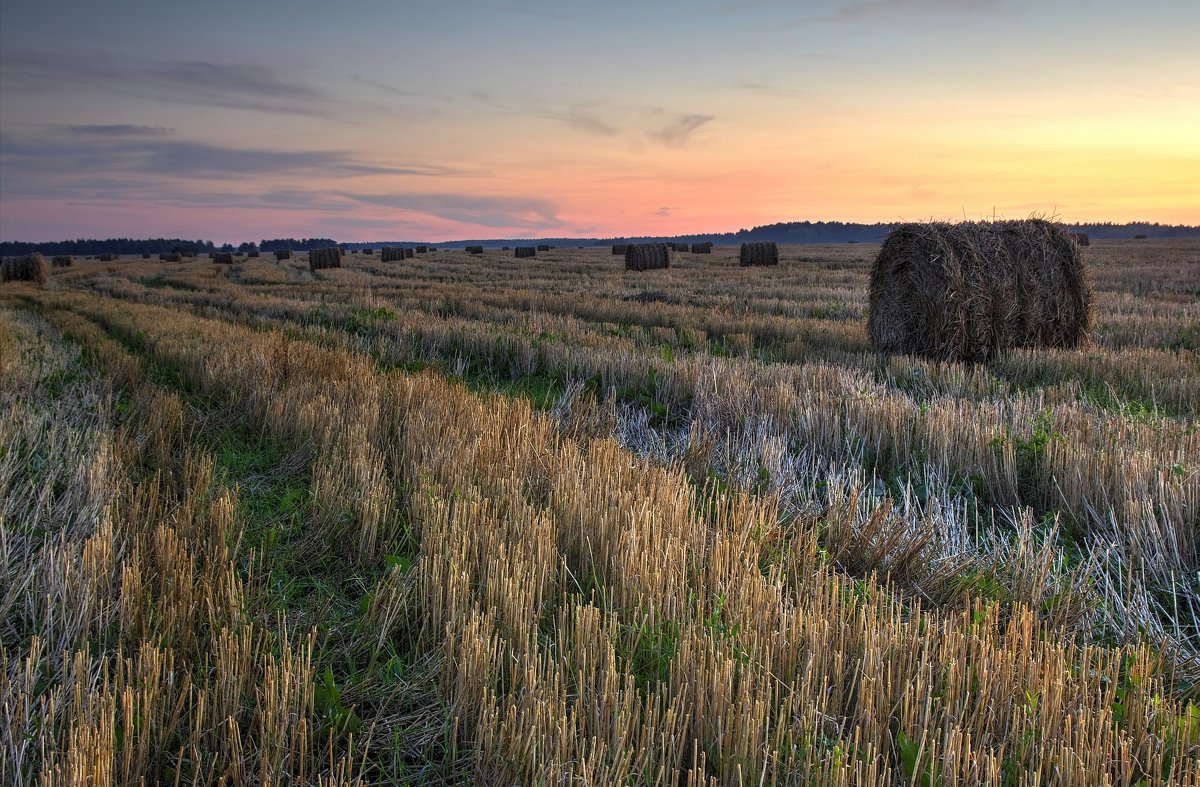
[
  {"x1": 813, "y1": 0, "x2": 1001, "y2": 23},
  {"x1": 547, "y1": 106, "x2": 620, "y2": 137},
  {"x1": 57, "y1": 124, "x2": 176, "y2": 137},
  {"x1": 339, "y1": 191, "x2": 561, "y2": 229},
  {"x1": 648, "y1": 114, "x2": 715, "y2": 148},
  {"x1": 1, "y1": 51, "x2": 332, "y2": 116}
]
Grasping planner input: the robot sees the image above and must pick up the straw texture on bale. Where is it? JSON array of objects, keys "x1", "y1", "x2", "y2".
[
  {"x1": 739, "y1": 242, "x2": 779, "y2": 267},
  {"x1": 624, "y1": 243, "x2": 671, "y2": 271},
  {"x1": 309, "y1": 247, "x2": 343, "y2": 271},
  {"x1": 690, "y1": 242, "x2": 713, "y2": 254},
  {"x1": 274, "y1": 250, "x2": 293, "y2": 260},
  {"x1": 611, "y1": 244, "x2": 628, "y2": 255},
  {"x1": 159, "y1": 252, "x2": 181, "y2": 262},
  {"x1": 465, "y1": 245, "x2": 484, "y2": 254},
  {"x1": 52, "y1": 255, "x2": 73, "y2": 267},
  {"x1": 2, "y1": 253, "x2": 49, "y2": 284},
  {"x1": 868, "y1": 219, "x2": 1092, "y2": 362},
  {"x1": 212, "y1": 252, "x2": 234, "y2": 264},
  {"x1": 514, "y1": 246, "x2": 536, "y2": 258},
  {"x1": 381, "y1": 246, "x2": 402, "y2": 262},
  {"x1": 1073, "y1": 233, "x2": 1090, "y2": 247}
]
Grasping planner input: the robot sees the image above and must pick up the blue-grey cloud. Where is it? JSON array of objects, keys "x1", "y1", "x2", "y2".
[
  {"x1": 547, "y1": 106, "x2": 620, "y2": 137},
  {"x1": 1, "y1": 51, "x2": 331, "y2": 116},
  {"x1": 648, "y1": 114, "x2": 714, "y2": 148},
  {"x1": 339, "y1": 191, "x2": 561, "y2": 229},
  {"x1": 58, "y1": 124, "x2": 176, "y2": 138},
  {"x1": 815, "y1": 0, "x2": 1001, "y2": 22}
]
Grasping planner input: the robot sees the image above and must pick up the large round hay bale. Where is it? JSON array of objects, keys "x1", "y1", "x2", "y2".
[
  {"x1": 381, "y1": 246, "x2": 402, "y2": 262},
  {"x1": 1073, "y1": 233, "x2": 1090, "y2": 247},
  {"x1": 52, "y1": 255, "x2": 73, "y2": 268},
  {"x1": 1133, "y1": 234, "x2": 1148, "y2": 240},
  {"x1": 274, "y1": 249, "x2": 293, "y2": 260},
  {"x1": 213, "y1": 252, "x2": 234, "y2": 264},
  {"x1": 624, "y1": 243, "x2": 670, "y2": 271},
  {"x1": 2, "y1": 253, "x2": 49, "y2": 284},
  {"x1": 98, "y1": 253, "x2": 115, "y2": 262},
  {"x1": 612, "y1": 244, "x2": 628, "y2": 255},
  {"x1": 416, "y1": 246, "x2": 428, "y2": 254},
  {"x1": 465, "y1": 245, "x2": 484, "y2": 254},
  {"x1": 159, "y1": 252, "x2": 181, "y2": 262},
  {"x1": 868, "y1": 220, "x2": 1091, "y2": 362},
  {"x1": 515, "y1": 246, "x2": 536, "y2": 258},
  {"x1": 739, "y1": 242, "x2": 779, "y2": 267},
  {"x1": 690, "y1": 242, "x2": 713, "y2": 254},
  {"x1": 309, "y1": 247, "x2": 342, "y2": 271},
  {"x1": 537, "y1": 244, "x2": 550, "y2": 252}
]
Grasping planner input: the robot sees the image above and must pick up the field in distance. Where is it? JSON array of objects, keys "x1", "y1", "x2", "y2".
[{"x1": 2, "y1": 238, "x2": 1198, "y2": 784}]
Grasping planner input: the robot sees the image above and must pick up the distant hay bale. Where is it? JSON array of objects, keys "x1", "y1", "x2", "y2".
[
  {"x1": 612, "y1": 244, "x2": 628, "y2": 255},
  {"x1": 309, "y1": 247, "x2": 342, "y2": 271},
  {"x1": 466, "y1": 245, "x2": 484, "y2": 254},
  {"x1": 274, "y1": 249, "x2": 293, "y2": 260},
  {"x1": 416, "y1": 246, "x2": 428, "y2": 253},
  {"x1": 362, "y1": 248, "x2": 373, "y2": 255},
  {"x1": 739, "y1": 242, "x2": 779, "y2": 267},
  {"x1": 247, "y1": 250, "x2": 260, "y2": 257},
  {"x1": 625, "y1": 243, "x2": 671, "y2": 271},
  {"x1": 515, "y1": 246, "x2": 536, "y2": 258},
  {"x1": 537, "y1": 244, "x2": 550, "y2": 251},
  {"x1": 381, "y1": 246, "x2": 402, "y2": 262},
  {"x1": 502, "y1": 246, "x2": 510, "y2": 251},
  {"x1": 1072, "y1": 233, "x2": 1089, "y2": 247},
  {"x1": 142, "y1": 253, "x2": 152, "y2": 259},
  {"x1": 213, "y1": 252, "x2": 234, "y2": 264},
  {"x1": 2, "y1": 253, "x2": 49, "y2": 284},
  {"x1": 867, "y1": 219, "x2": 1092, "y2": 362},
  {"x1": 159, "y1": 252, "x2": 181, "y2": 262},
  {"x1": 181, "y1": 252, "x2": 195, "y2": 258},
  {"x1": 52, "y1": 255, "x2": 73, "y2": 267},
  {"x1": 403, "y1": 248, "x2": 414, "y2": 259},
  {"x1": 234, "y1": 252, "x2": 244, "y2": 257},
  {"x1": 1134, "y1": 234, "x2": 1148, "y2": 240},
  {"x1": 98, "y1": 253, "x2": 115, "y2": 262},
  {"x1": 690, "y1": 242, "x2": 713, "y2": 254}
]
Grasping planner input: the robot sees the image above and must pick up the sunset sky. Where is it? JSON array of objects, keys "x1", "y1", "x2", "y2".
[{"x1": 2, "y1": 0, "x2": 1197, "y2": 242}]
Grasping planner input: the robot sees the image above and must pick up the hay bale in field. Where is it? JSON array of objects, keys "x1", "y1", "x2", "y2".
[
  {"x1": 99, "y1": 253, "x2": 115, "y2": 262},
  {"x1": 247, "y1": 250, "x2": 260, "y2": 257},
  {"x1": 381, "y1": 246, "x2": 402, "y2": 262},
  {"x1": 625, "y1": 243, "x2": 670, "y2": 271},
  {"x1": 416, "y1": 246, "x2": 428, "y2": 253},
  {"x1": 465, "y1": 245, "x2": 484, "y2": 254},
  {"x1": 537, "y1": 244, "x2": 550, "y2": 251},
  {"x1": 213, "y1": 252, "x2": 234, "y2": 264},
  {"x1": 52, "y1": 255, "x2": 72, "y2": 267},
  {"x1": 1072, "y1": 233, "x2": 1089, "y2": 247},
  {"x1": 502, "y1": 246, "x2": 510, "y2": 251},
  {"x1": 1134, "y1": 234, "x2": 1148, "y2": 240},
  {"x1": 159, "y1": 252, "x2": 181, "y2": 262},
  {"x1": 181, "y1": 252, "x2": 195, "y2": 259},
  {"x1": 515, "y1": 246, "x2": 536, "y2": 258},
  {"x1": 141, "y1": 253, "x2": 152, "y2": 259},
  {"x1": 612, "y1": 244, "x2": 628, "y2": 255},
  {"x1": 309, "y1": 247, "x2": 342, "y2": 271},
  {"x1": 690, "y1": 242, "x2": 713, "y2": 254},
  {"x1": 867, "y1": 219, "x2": 1092, "y2": 362},
  {"x1": 739, "y1": 242, "x2": 779, "y2": 267},
  {"x1": 2, "y1": 254, "x2": 49, "y2": 284},
  {"x1": 274, "y1": 249, "x2": 293, "y2": 260},
  {"x1": 361, "y1": 248, "x2": 373, "y2": 255}
]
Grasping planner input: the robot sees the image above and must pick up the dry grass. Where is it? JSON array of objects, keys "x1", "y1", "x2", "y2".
[{"x1": 2, "y1": 238, "x2": 1198, "y2": 784}]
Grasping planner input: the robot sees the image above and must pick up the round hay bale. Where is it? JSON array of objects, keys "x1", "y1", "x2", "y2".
[
  {"x1": 212, "y1": 252, "x2": 234, "y2": 264},
  {"x1": 159, "y1": 252, "x2": 182, "y2": 262},
  {"x1": 1133, "y1": 234, "x2": 1148, "y2": 240},
  {"x1": 624, "y1": 243, "x2": 670, "y2": 271},
  {"x1": 690, "y1": 242, "x2": 713, "y2": 254},
  {"x1": 612, "y1": 244, "x2": 628, "y2": 255},
  {"x1": 309, "y1": 247, "x2": 342, "y2": 271},
  {"x1": 381, "y1": 246, "x2": 402, "y2": 262},
  {"x1": 274, "y1": 249, "x2": 293, "y2": 260},
  {"x1": 515, "y1": 246, "x2": 536, "y2": 258},
  {"x1": 537, "y1": 244, "x2": 550, "y2": 252},
  {"x1": 52, "y1": 255, "x2": 73, "y2": 267},
  {"x1": 2, "y1": 253, "x2": 49, "y2": 284},
  {"x1": 739, "y1": 242, "x2": 779, "y2": 267},
  {"x1": 465, "y1": 245, "x2": 484, "y2": 254},
  {"x1": 416, "y1": 246, "x2": 428, "y2": 254},
  {"x1": 98, "y1": 253, "x2": 115, "y2": 262},
  {"x1": 1073, "y1": 233, "x2": 1089, "y2": 247},
  {"x1": 247, "y1": 250, "x2": 260, "y2": 257},
  {"x1": 868, "y1": 220, "x2": 1091, "y2": 361}
]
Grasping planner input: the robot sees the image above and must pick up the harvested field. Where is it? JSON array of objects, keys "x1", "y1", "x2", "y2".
[{"x1": 2, "y1": 238, "x2": 1198, "y2": 785}]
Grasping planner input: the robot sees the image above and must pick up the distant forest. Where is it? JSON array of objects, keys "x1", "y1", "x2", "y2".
[{"x1": 2, "y1": 222, "x2": 1196, "y2": 256}]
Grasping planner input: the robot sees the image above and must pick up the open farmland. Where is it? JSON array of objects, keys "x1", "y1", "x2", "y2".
[{"x1": 2, "y1": 238, "x2": 1198, "y2": 784}]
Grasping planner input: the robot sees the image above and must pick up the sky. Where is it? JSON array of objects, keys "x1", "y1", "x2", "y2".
[{"x1": 1, "y1": 0, "x2": 1197, "y2": 242}]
